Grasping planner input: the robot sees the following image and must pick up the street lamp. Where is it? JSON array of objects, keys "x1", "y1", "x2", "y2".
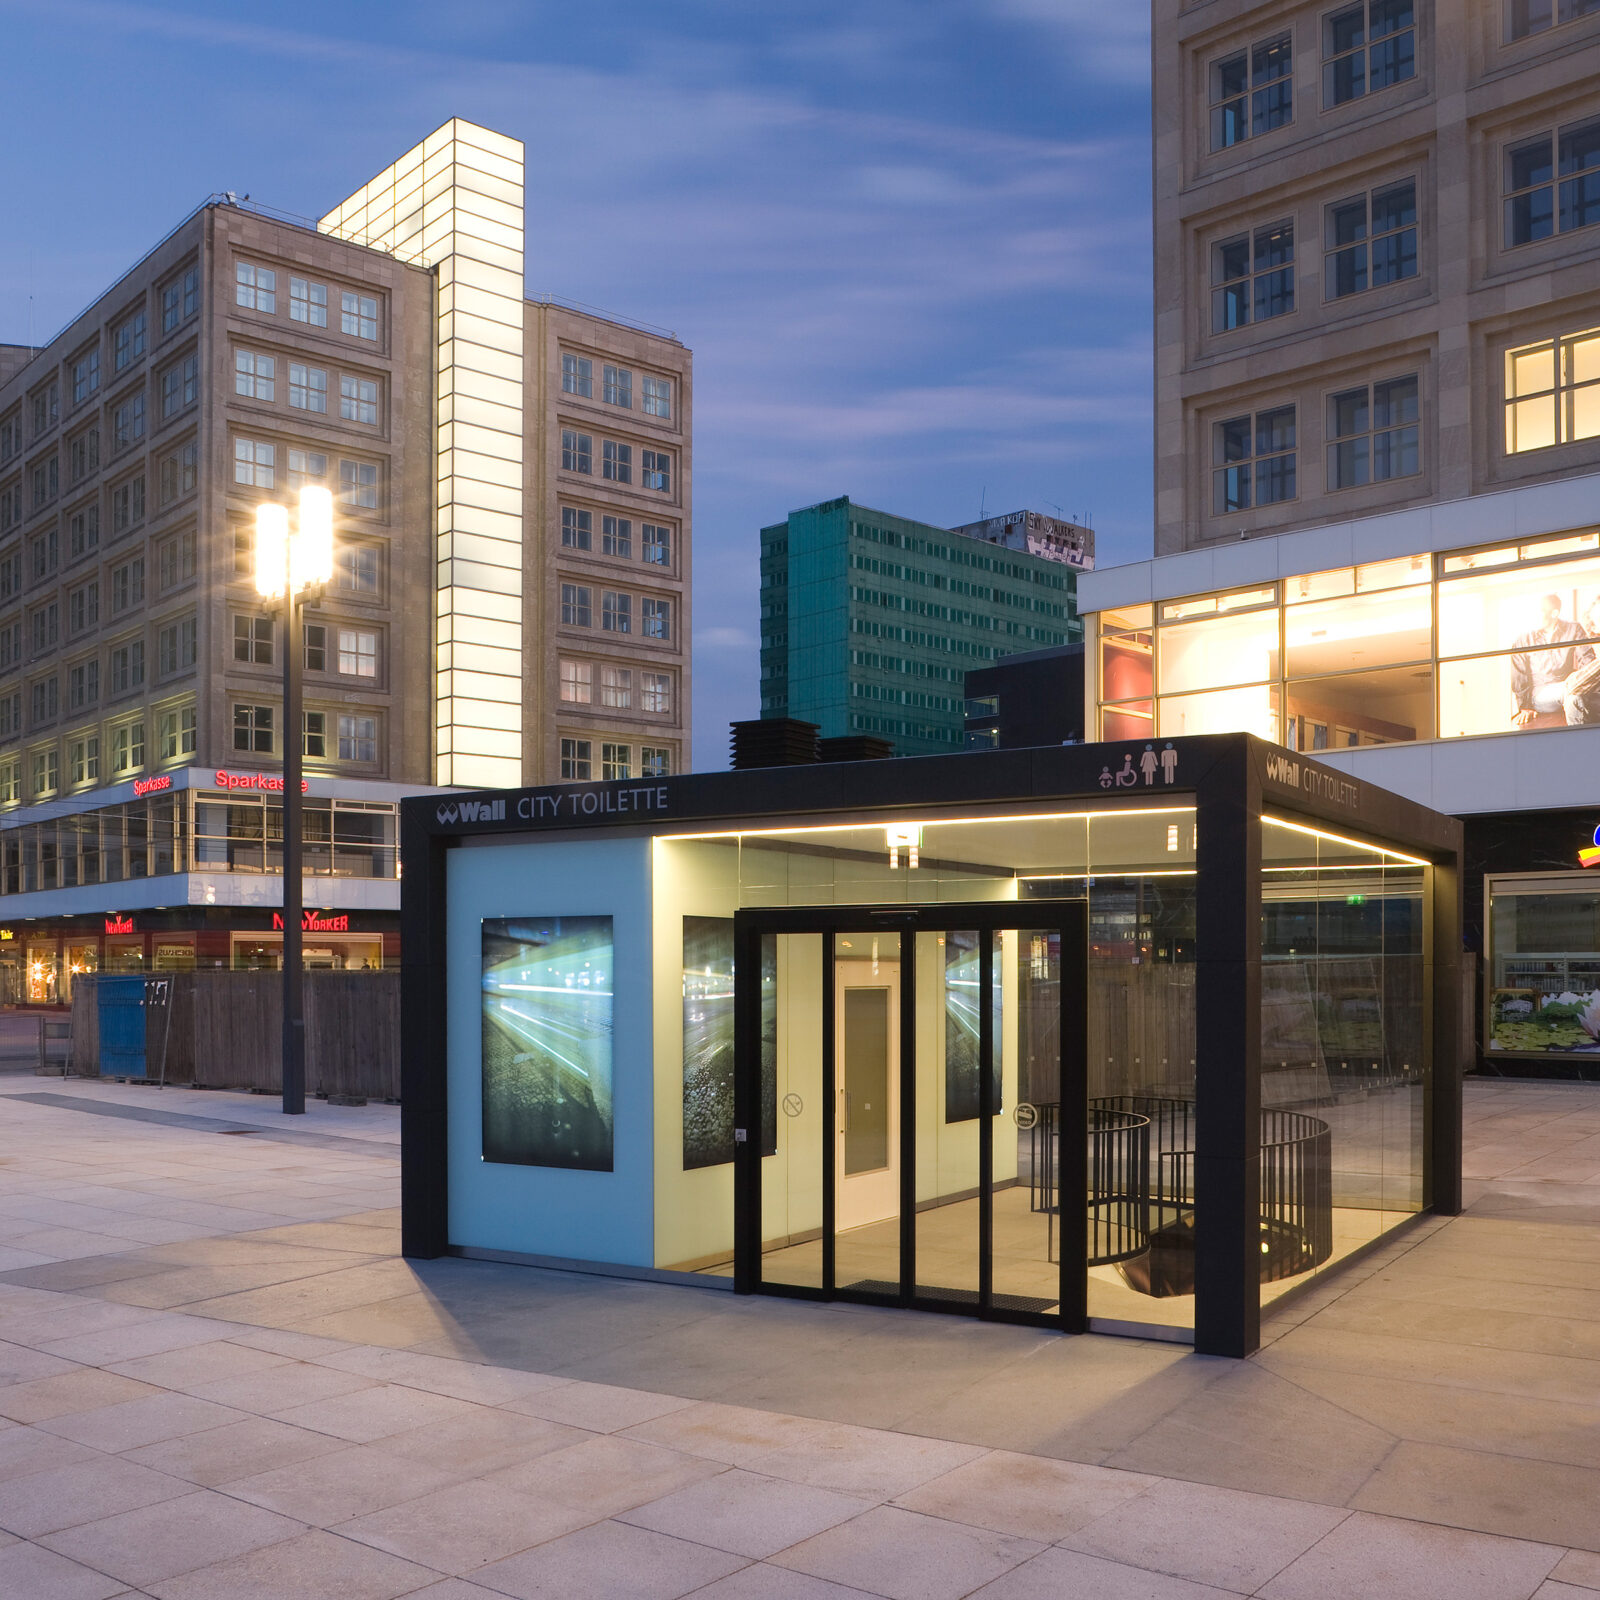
[{"x1": 254, "y1": 486, "x2": 334, "y2": 1115}]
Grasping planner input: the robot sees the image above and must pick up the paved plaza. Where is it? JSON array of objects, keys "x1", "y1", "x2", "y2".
[{"x1": 0, "y1": 1073, "x2": 1598, "y2": 1598}]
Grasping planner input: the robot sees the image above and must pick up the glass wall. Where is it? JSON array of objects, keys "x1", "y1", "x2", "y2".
[
  {"x1": 1259, "y1": 817, "x2": 1427, "y2": 1310},
  {"x1": 1486, "y1": 877, "x2": 1600, "y2": 1058},
  {"x1": 1097, "y1": 529, "x2": 1600, "y2": 747}
]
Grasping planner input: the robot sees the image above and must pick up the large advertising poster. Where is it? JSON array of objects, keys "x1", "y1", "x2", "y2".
[
  {"x1": 945, "y1": 929, "x2": 1002, "y2": 1122},
  {"x1": 481, "y1": 917, "x2": 614, "y2": 1171},
  {"x1": 681, "y1": 918, "x2": 776, "y2": 1169}
]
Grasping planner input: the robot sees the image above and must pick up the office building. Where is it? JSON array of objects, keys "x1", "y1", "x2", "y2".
[
  {"x1": 760, "y1": 497, "x2": 1085, "y2": 756},
  {"x1": 1154, "y1": 0, "x2": 1600, "y2": 553},
  {"x1": 0, "y1": 120, "x2": 691, "y2": 1000}
]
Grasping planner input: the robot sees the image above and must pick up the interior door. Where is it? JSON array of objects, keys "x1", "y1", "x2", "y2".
[{"x1": 834, "y1": 953, "x2": 899, "y2": 1232}]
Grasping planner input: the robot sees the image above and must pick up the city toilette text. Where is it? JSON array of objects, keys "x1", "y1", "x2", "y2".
[
  {"x1": 1264, "y1": 752, "x2": 1360, "y2": 810},
  {"x1": 436, "y1": 787, "x2": 671, "y2": 826}
]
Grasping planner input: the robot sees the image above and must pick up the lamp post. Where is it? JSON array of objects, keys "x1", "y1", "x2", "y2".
[{"x1": 254, "y1": 486, "x2": 333, "y2": 1116}]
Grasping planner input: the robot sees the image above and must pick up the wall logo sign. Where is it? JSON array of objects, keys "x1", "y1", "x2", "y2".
[
  {"x1": 0, "y1": 928, "x2": 13, "y2": 941},
  {"x1": 437, "y1": 798, "x2": 506, "y2": 826},
  {"x1": 1263, "y1": 751, "x2": 1361, "y2": 812},
  {"x1": 214, "y1": 770, "x2": 309, "y2": 794},
  {"x1": 272, "y1": 911, "x2": 351, "y2": 932},
  {"x1": 1099, "y1": 744, "x2": 1180, "y2": 788},
  {"x1": 105, "y1": 915, "x2": 135, "y2": 935},
  {"x1": 1580, "y1": 825, "x2": 1600, "y2": 869},
  {"x1": 132, "y1": 774, "x2": 172, "y2": 796}
]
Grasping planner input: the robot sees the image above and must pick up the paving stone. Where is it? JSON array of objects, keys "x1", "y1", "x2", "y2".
[
  {"x1": 226, "y1": 1440, "x2": 470, "y2": 1524},
  {"x1": 488, "y1": 1432, "x2": 725, "y2": 1519},
  {"x1": 105, "y1": 1338, "x2": 294, "y2": 1392},
  {"x1": 620, "y1": 1468, "x2": 872, "y2": 1559},
  {"x1": 0, "y1": 1538, "x2": 133, "y2": 1600},
  {"x1": 143, "y1": 1527, "x2": 440, "y2": 1600},
  {"x1": 121, "y1": 1413, "x2": 350, "y2": 1486},
  {"x1": 505, "y1": 1378, "x2": 697, "y2": 1434},
  {"x1": 38, "y1": 1389, "x2": 249, "y2": 1452},
  {"x1": 270, "y1": 1381, "x2": 484, "y2": 1442},
  {"x1": 0, "y1": 1366, "x2": 158, "y2": 1424},
  {"x1": 0, "y1": 1453, "x2": 192, "y2": 1537},
  {"x1": 747, "y1": 1422, "x2": 988, "y2": 1501},
  {"x1": 969, "y1": 1547, "x2": 1244, "y2": 1598},
  {"x1": 472, "y1": 1517, "x2": 749, "y2": 1599}
]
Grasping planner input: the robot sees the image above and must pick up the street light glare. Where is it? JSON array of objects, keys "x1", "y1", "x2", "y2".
[
  {"x1": 296, "y1": 485, "x2": 335, "y2": 590},
  {"x1": 254, "y1": 502, "x2": 290, "y2": 600}
]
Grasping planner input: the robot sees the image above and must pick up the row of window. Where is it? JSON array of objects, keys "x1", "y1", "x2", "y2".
[
  {"x1": 559, "y1": 508, "x2": 673, "y2": 566},
  {"x1": 231, "y1": 703, "x2": 380, "y2": 763},
  {"x1": 228, "y1": 529, "x2": 381, "y2": 598},
  {"x1": 557, "y1": 660, "x2": 674, "y2": 713},
  {"x1": 1209, "y1": 0, "x2": 1415, "y2": 153},
  {"x1": 235, "y1": 351, "x2": 383, "y2": 427},
  {"x1": 561, "y1": 355, "x2": 674, "y2": 419},
  {"x1": 2, "y1": 625, "x2": 197, "y2": 731},
  {"x1": 232, "y1": 616, "x2": 379, "y2": 678},
  {"x1": 559, "y1": 737, "x2": 672, "y2": 781},
  {"x1": 232, "y1": 438, "x2": 380, "y2": 507},
  {"x1": 4, "y1": 707, "x2": 197, "y2": 800},
  {"x1": 560, "y1": 430, "x2": 673, "y2": 493},
  {"x1": 236, "y1": 263, "x2": 380, "y2": 341},
  {"x1": 559, "y1": 583, "x2": 673, "y2": 638},
  {"x1": 2, "y1": 548, "x2": 156, "y2": 649}
]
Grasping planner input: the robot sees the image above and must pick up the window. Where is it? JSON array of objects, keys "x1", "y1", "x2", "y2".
[
  {"x1": 233, "y1": 703, "x2": 273, "y2": 753},
  {"x1": 1505, "y1": 118, "x2": 1600, "y2": 248},
  {"x1": 340, "y1": 375, "x2": 379, "y2": 425},
  {"x1": 602, "y1": 440, "x2": 632, "y2": 484},
  {"x1": 234, "y1": 350, "x2": 275, "y2": 402},
  {"x1": 562, "y1": 583, "x2": 592, "y2": 627},
  {"x1": 338, "y1": 545, "x2": 379, "y2": 594},
  {"x1": 290, "y1": 277, "x2": 328, "y2": 327},
  {"x1": 642, "y1": 376, "x2": 672, "y2": 419},
  {"x1": 0, "y1": 695, "x2": 17, "y2": 740},
  {"x1": 161, "y1": 267, "x2": 199, "y2": 332},
  {"x1": 30, "y1": 457, "x2": 59, "y2": 510},
  {"x1": 1213, "y1": 406, "x2": 1297, "y2": 512},
  {"x1": 161, "y1": 357, "x2": 198, "y2": 418},
  {"x1": 642, "y1": 597, "x2": 671, "y2": 640},
  {"x1": 341, "y1": 291, "x2": 378, "y2": 340},
  {"x1": 30, "y1": 529, "x2": 57, "y2": 581},
  {"x1": 157, "y1": 617, "x2": 197, "y2": 675},
  {"x1": 304, "y1": 623, "x2": 326, "y2": 671},
  {"x1": 1326, "y1": 180, "x2": 1417, "y2": 297},
  {"x1": 288, "y1": 450, "x2": 329, "y2": 489},
  {"x1": 603, "y1": 365, "x2": 632, "y2": 408},
  {"x1": 110, "y1": 477, "x2": 144, "y2": 532},
  {"x1": 1328, "y1": 376, "x2": 1421, "y2": 488},
  {"x1": 1211, "y1": 222, "x2": 1294, "y2": 331},
  {"x1": 642, "y1": 523, "x2": 671, "y2": 566},
  {"x1": 109, "y1": 640, "x2": 145, "y2": 694},
  {"x1": 32, "y1": 748, "x2": 58, "y2": 796},
  {"x1": 29, "y1": 603, "x2": 57, "y2": 653},
  {"x1": 234, "y1": 438, "x2": 275, "y2": 489},
  {"x1": 29, "y1": 677, "x2": 58, "y2": 724},
  {"x1": 337, "y1": 628, "x2": 376, "y2": 676},
  {"x1": 159, "y1": 441, "x2": 199, "y2": 504},
  {"x1": 69, "y1": 502, "x2": 99, "y2": 560},
  {"x1": 111, "y1": 558, "x2": 145, "y2": 613},
  {"x1": 236, "y1": 263, "x2": 276, "y2": 313},
  {"x1": 0, "y1": 621, "x2": 17, "y2": 669},
  {"x1": 68, "y1": 581, "x2": 99, "y2": 634},
  {"x1": 68, "y1": 659, "x2": 99, "y2": 710},
  {"x1": 0, "y1": 551, "x2": 19, "y2": 600},
  {"x1": 1509, "y1": 0, "x2": 1600, "y2": 37},
  {"x1": 158, "y1": 706, "x2": 196, "y2": 759},
  {"x1": 561, "y1": 507, "x2": 592, "y2": 550},
  {"x1": 600, "y1": 665, "x2": 632, "y2": 708},
  {"x1": 113, "y1": 392, "x2": 146, "y2": 451},
  {"x1": 562, "y1": 354, "x2": 592, "y2": 397},
  {"x1": 0, "y1": 760, "x2": 17, "y2": 802},
  {"x1": 31, "y1": 383, "x2": 59, "y2": 437},
  {"x1": 1324, "y1": 0, "x2": 1416, "y2": 107},
  {"x1": 642, "y1": 672, "x2": 672, "y2": 713},
  {"x1": 110, "y1": 721, "x2": 145, "y2": 773},
  {"x1": 603, "y1": 516, "x2": 632, "y2": 557},
  {"x1": 562, "y1": 430, "x2": 593, "y2": 474},
  {"x1": 69, "y1": 430, "x2": 99, "y2": 483},
  {"x1": 1210, "y1": 34, "x2": 1293, "y2": 149},
  {"x1": 642, "y1": 746, "x2": 672, "y2": 777},
  {"x1": 0, "y1": 413, "x2": 18, "y2": 462},
  {"x1": 0, "y1": 484, "x2": 18, "y2": 533},
  {"x1": 642, "y1": 450, "x2": 672, "y2": 492},
  {"x1": 113, "y1": 310, "x2": 147, "y2": 371},
  {"x1": 602, "y1": 591, "x2": 631, "y2": 633},
  {"x1": 602, "y1": 742, "x2": 631, "y2": 780},
  {"x1": 233, "y1": 614, "x2": 274, "y2": 664},
  {"x1": 560, "y1": 737, "x2": 591, "y2": 780},
  {"x1": 1505, "y1": 325, "x2": 1600, "y2": 452},
  {"x1": 289, "y1": 364, "x2": 327, "y2": 412},
  {"x1": 72, "y1": 349, "x2": 99, "y2": 405},
  {"x1": 339, "y1": 459, "x2": 377, "y2": 508},
  {"x1": 559, "y1": 659, "x2": 592, "y2": 703},
  {"x1": 337, "y1": 713, "x2": 376, "y2": 762},
  {"x1": 70, "y1": 735, "x2": 99, "y2": 786},
  {"x1": 302, "y1": 710, "x2": 327, "y2": 759}
]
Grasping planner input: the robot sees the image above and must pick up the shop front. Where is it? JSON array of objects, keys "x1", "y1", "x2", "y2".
[{"x1": 400, "y1": 734, "x2": 1463, "y2": 1359}]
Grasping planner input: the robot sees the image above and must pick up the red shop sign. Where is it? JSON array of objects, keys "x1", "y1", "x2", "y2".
[
  {"x1": 272, "y1": 911, "x2": 350, "y2": 933},
  {"x1": 132, "y1": 774, "x2": 172, "y2": 796},
  {"x1": 104, "y1": 915, "x2": 136, "y2": 935},
  {"x1": 213, "y1": 770, "x2": 309, "y2": 794}
]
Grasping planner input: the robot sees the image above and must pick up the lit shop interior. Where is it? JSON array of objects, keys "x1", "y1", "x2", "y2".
[{"x1": 427, "y1": 743, "x2": 1459, "y2": 1355}]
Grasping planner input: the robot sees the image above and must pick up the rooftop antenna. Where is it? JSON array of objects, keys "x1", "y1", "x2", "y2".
[{"x1": 978, "y1": 485, "x2": 986, "y2": 519}]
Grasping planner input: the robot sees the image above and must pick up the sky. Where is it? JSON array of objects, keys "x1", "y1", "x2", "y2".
[{"x1": 1, "y1": 0, "x2": 1155, "y2": 771}]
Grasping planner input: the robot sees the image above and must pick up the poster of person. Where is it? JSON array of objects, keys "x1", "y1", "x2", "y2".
[
  {"x1": 481, "y1": 917, "x2": 614, "y2": 1170},
  {"x1": 680, "y1": 919, "x2": 777, "y2": 1169}
]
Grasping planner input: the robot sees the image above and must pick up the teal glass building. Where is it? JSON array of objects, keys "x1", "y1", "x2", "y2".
[{"x1": 760, "y1": 498, "x2": 1084, "y2": 756}]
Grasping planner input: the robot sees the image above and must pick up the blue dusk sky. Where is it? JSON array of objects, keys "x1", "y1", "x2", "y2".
[{"x1": 1, "y1": 0, "x2": 1154, "y2": 770}]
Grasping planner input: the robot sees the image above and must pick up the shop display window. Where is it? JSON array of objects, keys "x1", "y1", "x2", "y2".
[
  {"x1": 104, "y1": 938, "x2": 144, "y2": 971},
  {"x1": 25, "y1": 943, "x2": 59, "y2": 1003},
  {"x1": 1158, "y1": 684, "x2": 1279, "y2": 740},
  {"x1": 1487, "y1": 878, "x2": 1600, "y2": 1057},
  {"x1": 1157, "y1": 606, "x2": 1280, "y2": 693},
  {"x1": 1286, "y1": 664, "x2": 1434, "y2": 749},
  {"x1": 64, "y1": 942, "x2": 97, "y2": 1003}
]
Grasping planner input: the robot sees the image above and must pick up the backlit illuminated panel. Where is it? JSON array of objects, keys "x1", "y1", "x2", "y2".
[{"x1": 320, "y1": 119, "x2": 525, "y2": 787}]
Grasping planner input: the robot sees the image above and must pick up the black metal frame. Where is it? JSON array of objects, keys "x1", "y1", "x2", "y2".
[
  {"x1": 399, "y1": 733, "x2": 1466, "y2": 1358},
  {"x1": 730, "y1": 901, "x2": 1089, "y2": 1332}
]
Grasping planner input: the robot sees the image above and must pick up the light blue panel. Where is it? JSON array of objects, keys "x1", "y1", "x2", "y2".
[{"x1": 447, "y1": 836, "x2": 655, "y2": 1265}]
